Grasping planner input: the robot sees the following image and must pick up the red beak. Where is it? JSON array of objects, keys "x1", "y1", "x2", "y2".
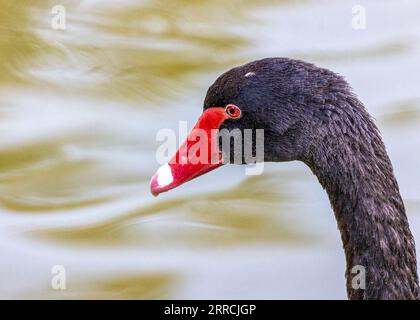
[{"x1": 150, "y1": 107, "x2": 228, "y2": 196}]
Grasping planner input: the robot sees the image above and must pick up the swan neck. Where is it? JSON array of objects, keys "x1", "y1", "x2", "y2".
[{"x1": 305, "y1": 118, "x2": 419, "y2": 299}]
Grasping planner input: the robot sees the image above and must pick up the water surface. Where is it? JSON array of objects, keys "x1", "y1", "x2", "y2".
[{"x1": 0, "y1": 0, "x2": 419, "y2": 299}]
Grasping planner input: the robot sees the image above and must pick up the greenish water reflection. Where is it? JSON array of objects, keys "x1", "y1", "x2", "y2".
[{"x1": 0, "y1": 0, "x2": 419, "y2": 299}]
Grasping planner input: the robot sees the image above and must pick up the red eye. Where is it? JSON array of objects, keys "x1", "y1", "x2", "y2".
[{"x1": 225, "y1": 104, "x2": 241, "y2": 119}]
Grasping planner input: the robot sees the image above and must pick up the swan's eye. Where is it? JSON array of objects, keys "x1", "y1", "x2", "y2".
[{"x1": 225, "y1": 104, "x2": 241, "y2": 119}]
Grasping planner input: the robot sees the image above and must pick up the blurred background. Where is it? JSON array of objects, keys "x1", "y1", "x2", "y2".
[{"x1": 0, "y1": 0, "x2": 419, "y2": 299}]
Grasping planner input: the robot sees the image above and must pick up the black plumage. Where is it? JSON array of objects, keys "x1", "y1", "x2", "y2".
[{"x1": 204, "y1": 57, "x2": 419, "y2": 299}]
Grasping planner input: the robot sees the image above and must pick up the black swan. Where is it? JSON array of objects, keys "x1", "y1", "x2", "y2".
[{"x1": 150, "y1": 57, "x2": 419, "y2": 300}]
